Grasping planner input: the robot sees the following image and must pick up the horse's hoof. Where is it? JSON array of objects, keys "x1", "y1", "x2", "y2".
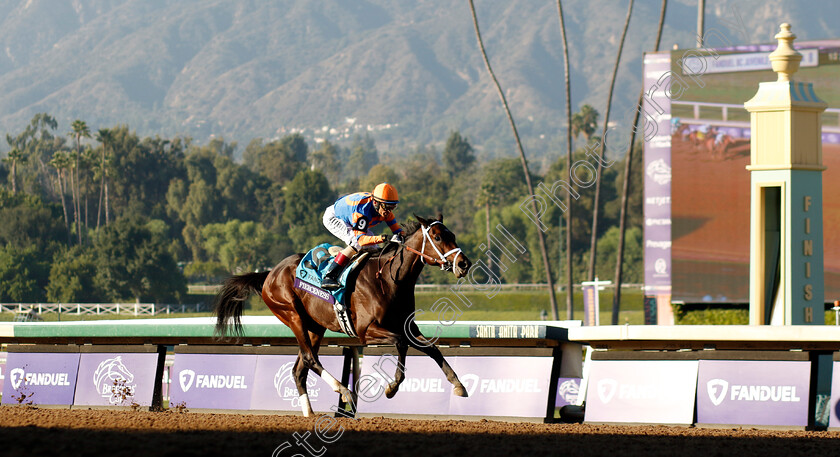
[
  {"x1": 385, "y1": 383, "x2": 398, "y2": 399},
  {"x1": 453, "y1": 385, "x2": 468, "y2": 397}
]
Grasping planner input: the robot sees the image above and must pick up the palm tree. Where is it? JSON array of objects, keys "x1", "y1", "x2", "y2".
[
  {"x1": 612, "y1": 0, "x2": 668, "y2": 324},
  {"x1": 588, "y1": 0, "x2": 634, "y2": 282},
  {"x1": 4, "y1": 148, "x2": 26, "y2": 194},
  {"x1": 49, "y1": 151, "x2": 72, "y2": 245},
  {"x1": 95, "y1": 128, "x2": 112, "y2": 229},
  {"x1": 468, "y1": 0, "x2": 559, "y2": 319},
  {"x1": 571, "y1": 105, "x2": 600, "y2": 143},
  {"x1": 557, "y1": 0, "x2": 574, "y2": 319},
  {"x1": 69, "y1": 119, "x2": 91, "y2": 245}
]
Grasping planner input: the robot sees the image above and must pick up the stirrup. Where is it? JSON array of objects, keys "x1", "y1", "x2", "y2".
[{"x1": 321, "y1": 277, "x2": 341, "y2": 290}]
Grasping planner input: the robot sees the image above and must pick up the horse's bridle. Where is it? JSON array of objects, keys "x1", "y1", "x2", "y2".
[
  {"x1": 376, "y1": 221, "x2": 463, "y2": 284},
  {"x1": 409, "y1": 221, "x2": 463, "y2": 272}
]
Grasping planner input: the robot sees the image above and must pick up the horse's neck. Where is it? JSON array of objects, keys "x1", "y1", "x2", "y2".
[{"x1": 394, "y1": 230, "x2": 427, "y2": 281}]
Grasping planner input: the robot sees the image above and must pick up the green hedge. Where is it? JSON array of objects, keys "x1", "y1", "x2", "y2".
[{"x1": 673, "y1": 302, "x2": 838, "y2": 325}]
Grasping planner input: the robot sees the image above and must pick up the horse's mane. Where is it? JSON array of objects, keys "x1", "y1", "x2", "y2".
[{"x1": 369, "y1": 219, "x2": 422, "y2": 260}]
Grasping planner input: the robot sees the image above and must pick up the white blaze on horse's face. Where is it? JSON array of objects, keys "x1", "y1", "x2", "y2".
[{"x1": 422, "y1": 220, "x2": 472, "y2": 278}]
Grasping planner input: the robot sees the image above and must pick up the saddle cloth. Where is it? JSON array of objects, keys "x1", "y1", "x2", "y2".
[{"x1": 293, "y1": 243, "x2": 367, "y2": 337}]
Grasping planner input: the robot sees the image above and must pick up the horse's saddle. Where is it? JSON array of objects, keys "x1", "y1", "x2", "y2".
[{"x1": 293, "y1": 243, "x2": 367, "y2": 337}]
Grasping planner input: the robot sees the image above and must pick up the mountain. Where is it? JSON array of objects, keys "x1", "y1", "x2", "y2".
[{"x1": 1, "y1": 0, "x2": 839, "y2": 167}]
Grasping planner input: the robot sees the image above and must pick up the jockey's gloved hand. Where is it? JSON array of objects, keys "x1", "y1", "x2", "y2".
[
  {"x1": 376, "y1": 235, "x2": 388, "y2": 244},
  {"x1": 390, "y1": 233, "x2": 404, "y2": 245}
]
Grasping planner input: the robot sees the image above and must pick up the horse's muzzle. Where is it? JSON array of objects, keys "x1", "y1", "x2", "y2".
[{"x1": 453, "y1": 256, "x2": 471, "y2": 278}]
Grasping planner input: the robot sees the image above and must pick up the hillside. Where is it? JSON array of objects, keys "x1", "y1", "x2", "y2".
[{"x1": 1, "y1": 0, "x2": 839, "y2": 165}]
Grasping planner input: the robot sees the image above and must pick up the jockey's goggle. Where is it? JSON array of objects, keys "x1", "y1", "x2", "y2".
[{"x1": 377, "y1": 201, "x2": 397, "y2": 211}]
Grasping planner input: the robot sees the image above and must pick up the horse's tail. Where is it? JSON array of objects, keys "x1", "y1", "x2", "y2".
[{"x1": 213, "y1": 271, "x2": 270, "y2": 339}]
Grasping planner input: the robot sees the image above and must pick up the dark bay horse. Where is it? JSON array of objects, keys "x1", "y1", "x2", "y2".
[{"x1": 213, "y1": 215, "x2": 472, "y2": 416}]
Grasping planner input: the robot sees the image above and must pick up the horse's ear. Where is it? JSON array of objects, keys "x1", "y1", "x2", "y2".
[
  {"x1": 437, "y1": 212, "x2": 443, "y2": 223},
  {"x1": 414, "y1": 213, "x2": 428, "y2": 226}
]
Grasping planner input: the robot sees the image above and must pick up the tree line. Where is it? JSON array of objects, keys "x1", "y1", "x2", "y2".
[{"x1": 0, "y1": 111, "x2": 642, "y2": 304}]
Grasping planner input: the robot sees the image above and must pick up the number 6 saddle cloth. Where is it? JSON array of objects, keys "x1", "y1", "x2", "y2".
[{"x1": 293, "y1": 243, "x2": 368, "y2": 337}]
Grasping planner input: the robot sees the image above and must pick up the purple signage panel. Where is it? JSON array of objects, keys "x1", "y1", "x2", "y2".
[
  {"x1": 74, "y1": 353, "x2": 161, "y2": 407},
  {"x1": 169, "y1": 354, "x2": 257, "y2": 410},
  {"x1": 585, "y1": 360, "x2": 698, "y2": 424},
  {"x1": 642, "y1": 52, "x2": 673, "y2": 295},
  {"x1": 356, "y1": 354, "x2": 450, "y2": 415},
  {"x1": 827, "y1": 361, "x2": 840, "y2": 428},
  {"x1": 697, "y1": 360, "x2": 810, "y2": 426},
  {"x1": 251, "y1": 354, "x2": 343, "y2": 413},
  {"x1": 449, "y1": 356, "x2": 553, "y2": 417},
  {"x1": 357, "y1": 355, "x2": 554, "y2": 418},
  {"x1": 0, "y1": 352, "x2": 6, "y2": 397},
  {"x1": 555, "y1": 377, "x2": 581, "y2": 407},
  {"x1": 1, "y1": 352, "x2": 80, "y2": 406}
]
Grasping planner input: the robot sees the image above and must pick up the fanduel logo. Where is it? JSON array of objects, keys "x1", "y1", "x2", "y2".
[
  {"x1": 457, "y1": 374, "x2": 541, "y2": 396},
  {"x1": 597, "y1": 379, "x2": 662, "y2": 403},
  {"x1": 728, "y1": 384, "x2": 801, "y2": 402},
  {"x1": 179, "y1": 369, "x2": 248, "y2": 392},
  {"x1": 597, "y1": 379, "x2": 617, "y2": 403},
  {"x1": 179, "y1": 370, "x2": 195, "y2": 392},
  {"x1": 10, "y1": 368, "x2": 71, "y2": 390},
  {"x1": 707, "y1": 379, "x2": 728, "y2": 406}
]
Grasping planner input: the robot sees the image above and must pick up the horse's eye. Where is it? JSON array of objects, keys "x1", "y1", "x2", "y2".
[{"x1": 434, "y1": 235, "x2": 441, "y2": 242}]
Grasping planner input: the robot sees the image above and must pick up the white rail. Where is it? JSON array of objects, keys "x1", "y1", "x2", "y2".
[{"x1": 0, "y1": 303, "x2": 211, "y2": 316}]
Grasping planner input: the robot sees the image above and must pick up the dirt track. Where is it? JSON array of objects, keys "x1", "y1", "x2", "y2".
[{"x1": 1, "y1": 407, "x2": 839, "y2": 457}]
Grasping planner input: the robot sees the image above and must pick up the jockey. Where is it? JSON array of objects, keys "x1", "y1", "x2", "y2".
[{"x1": 320, "y1": 182, "x2": 404, "y2": 290}]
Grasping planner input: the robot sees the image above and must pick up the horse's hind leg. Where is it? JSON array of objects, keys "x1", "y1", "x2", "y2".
[{"x1": 405, "y1": 322, "x2": 468, "y2": 397}]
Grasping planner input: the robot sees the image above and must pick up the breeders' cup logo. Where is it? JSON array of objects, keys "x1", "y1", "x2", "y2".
[
  {"x1": 93, "y1": 356, "x2": 136, "y2": 404},
  {"x1": 557, "y1": 379, "x2": 580, "y2": 405},
  {"x1": 10, "y1": 368, "x2": 25, "y2": 390},
  {"x1": 654, "y1": 258, "x2": 668, "y2": 275},
  {"x1": 646, "y1": 158, "x2": 671, "y2": 185},
  {"x1": 274, "y1": 362, "x2": 319, "y2": 406},
  {"x1": 597, "y1": 378, "x2": 618, "y2": 404},
  {"x1": 707, "y1": 379, "x2": 728, "y2": 406},
  {"x1": 179, "y1": 369, "x2": 196, "y2": 392}
]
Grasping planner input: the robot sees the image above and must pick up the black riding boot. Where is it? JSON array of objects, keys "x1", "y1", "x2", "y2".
[{"x1": 321, "y1": 259, "x2": 345, "y2": 290}]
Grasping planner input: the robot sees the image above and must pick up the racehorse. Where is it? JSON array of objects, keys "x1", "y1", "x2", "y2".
[{"x1": 213, "y1": 214, "x2": 472, "y2": 416}]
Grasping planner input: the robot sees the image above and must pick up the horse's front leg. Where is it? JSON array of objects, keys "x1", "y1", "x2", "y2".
[
  {"x1": 385, "y1": 337, "x2": 408, "y2": 399},
  {"x1": 405, "y1": 321, "x2": 467, "y2": 397}
]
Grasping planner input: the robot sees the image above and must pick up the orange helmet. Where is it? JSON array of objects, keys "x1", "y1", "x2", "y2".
[{"x1": 372, "y1": 182, "x2": 399, "y2": 205}]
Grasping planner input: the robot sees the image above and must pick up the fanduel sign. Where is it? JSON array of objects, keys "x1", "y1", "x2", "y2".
[
  {"x1": 585, "y1": 360, "x2": 698, "y2": 425},
  {"x1": 170, "y1": 353, "x2": 257, "y2": 410},
  {"x1": 180, "y1": 370, "x2": 249, "y2": 391},
  {"x1": 357, "y1": 355, "x2": 553, "y2": 418},
  {"x1": 1, "y1": 352, "x2": 80, "y2": 406},
  {"x1": 696, "y1": 360, "x2": 809, "y2": 427},
  {"x1": 10, "y1": 369, "x2": 71, "y2": 388}
]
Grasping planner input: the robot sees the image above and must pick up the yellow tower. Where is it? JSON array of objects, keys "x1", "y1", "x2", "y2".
[{"x1": 745, "y1": 24, "x2": 827, "y2": 325}]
